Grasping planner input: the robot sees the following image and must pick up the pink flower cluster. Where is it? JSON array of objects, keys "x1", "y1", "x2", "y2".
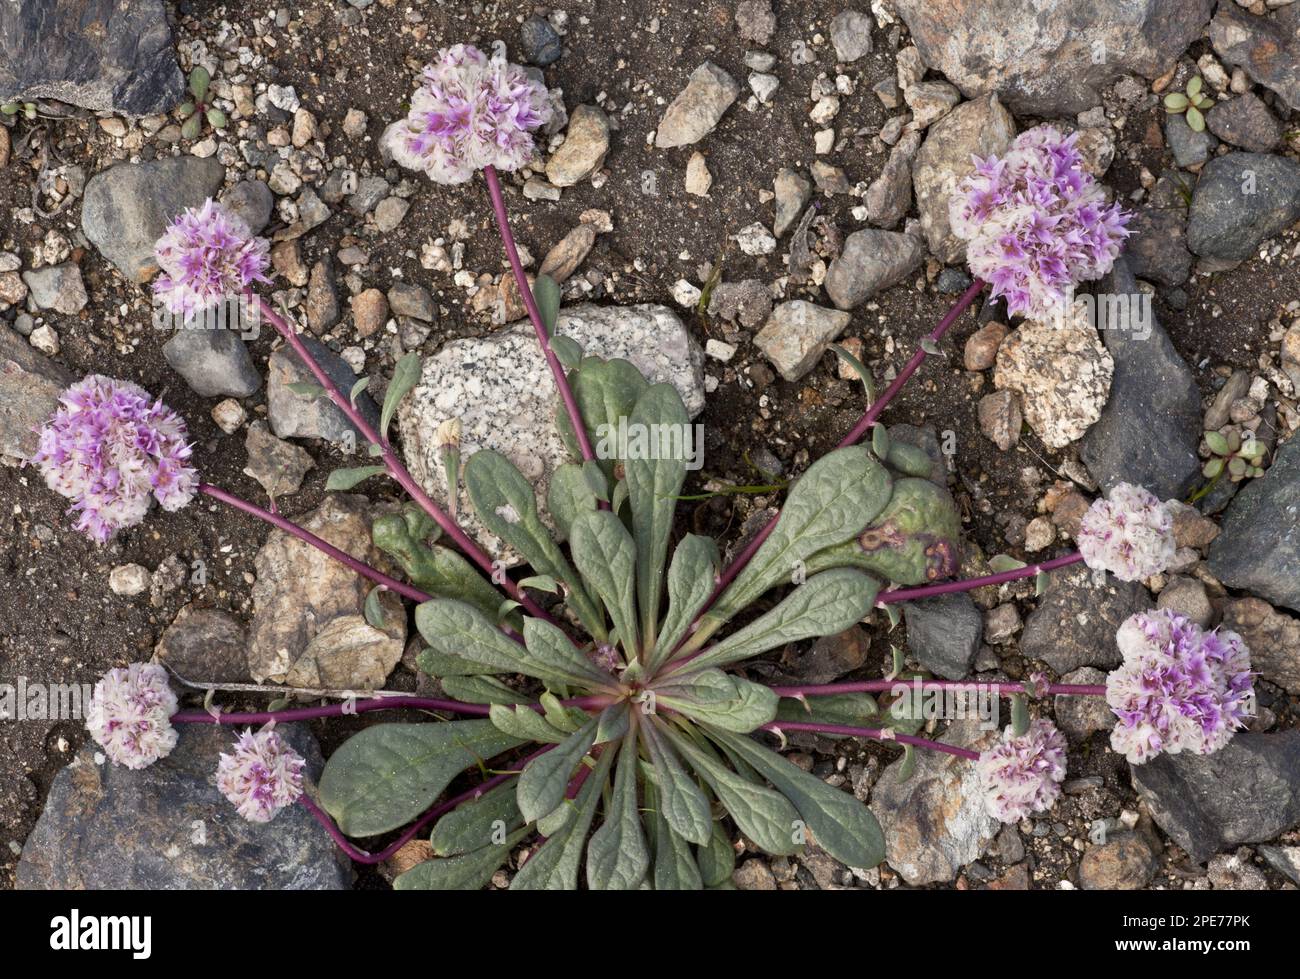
[
  {"x1": 1077, "y1": 482, "x2": 1175, "y2": 582},
  {"x1": 977, "y1": 719, "x2": 1068, "y2": 823},
  {"x1": 1107, "y1": 610, "x2": 1254, "y2": 765},
  {"x1": 385, "y1": 43, "x2": 552, "y2": 184},
  {"x1": 216, "y1": 723, "x2": 306, "y2": 823},
  {"x1": 85, "y1": 663, "x2": 179, "y2": 770},
  {"x1": 33, "y1": 376, "x2": 198, "y2": 542},
  {"x1": 950, "y1": 126, "x2": 1131, "y2": 320},
  {"x1": 153, "y1": 199, "x2": 269, "y2": 320}
]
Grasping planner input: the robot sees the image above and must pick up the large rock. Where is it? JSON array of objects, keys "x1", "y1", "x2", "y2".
[
  {"x1": 163, "y1": 329, "x2": 261, "y2": 399},
  {"x1": 1020, "y1": 563, "x2": 1149, "y2": 674},
  {"x1": 824, "y1": 229, "x2": 924, "y2": 311},
  {"x1": 653, "y1": 62, "x2": 740, "y2": 148},
  {"x1": 893, "y1": 0, "x2": 1214, "y2": 115},
  {"x1": 870, "y1": 719, "x2": 1000, "y2": 885},
  {"x1": 1080, "y1": 258, "x2": 1202, "y2": 501},
  {"x1": 0, "y1": 322, "x2": 72, "y2": 460},
  {"x1": 993, "y1": 310, "x2": 1112, "y2": 451},
  {"x1": 1207, "y1": 437, "x2": 1300, "y2": 614},
  {"x1": 0, "y1": 0, "x2": 184, "y2": 116},
  {"x1": 248, "y1": 494, "x2": 406, "y2": 687},
  {"x1": 267, "y1": 336, "x2": 380, "y2": 444},
  {"x1": 903, "y1": 592, "x2": 982, "y2": 680},
  {"x1": 1209, "y1": 3, "x2": 1300, "y2": 113},
  {"x1": 397, "y1": 304, "x2": 705, "y2": 562},
  {"x1": 16, "y1": 725, "x2": 349, "y2": 889},
  {"x1": 153, "y1": 603, "x2": 251, "y2": 684},
  {"x1": 1205, "y1": 93, "x2": 1281, "y2": 154},
  {"x1": 1221, "y1": 599, "x2": 1300, "y2": 696},
  {"x1": 1187, "y1": 153, "x2": 1300, "y2": 263},
  {"x1": 21, "y1": 263, "x2": 88, "y2": 315},
  {"x1": 1131, "y1": 731, "x2": 1300, "y2": 864},
  {"x1": 82, "y1": 157, "x2": 225, "y2": 282},
  {"x1": 752, "y1": 300, "x2": 852, "y2": 382},
  {"x1": 1123, "y1": 207, "x2": 1191, "y2": 287},
  {"x1": 912, "y1": 95, "x2": 1016, "y2": 265}
]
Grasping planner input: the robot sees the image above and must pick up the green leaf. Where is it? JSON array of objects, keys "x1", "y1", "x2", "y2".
[
  {"x1": 626, "y1": 383, "x2": 691, "y2": 644},
  {"x1": 662, "y1": 726, "x2": 801, "y2": 856},
  {"x1": 696, "y1": 820, "x2": 736, "y2": 887},
  {"x1": 547, "y1": 463, "x2": 599, "y2": 541},
  {"x1": 1205, "y1": 430, "x2": 1230, "y2": 456},
  {"x1": 539, "y1": 691, "x2": 584, "y2": 733},
  {"x1": 178, "y1": 101, "x2": 196, "y2": 118},
  {"x1": 438, "y1": 675, "x2": 526, "y2": 706},
  {"x1": 318, "y1": 721, "x2": 524, "y2": 837},
  {"x1": 1186, "y1": 75, "x2": 1202, "y2": 99},
  {"x1": 556, "y1": 356, "x2": 649, "y2": 482},
  {"x1": 416, "y1": 648, "x2": 506, "y2": 677},
  {"x1": 516, "y1": 718, "x2": 599, "y2": 823},
  {"x1": 830, "y1": 343, "x2": 876, "y2": 402},
  {"x1": 395, "y1": 832, "x2": 526, "y2": 890},
  {"x1": 1201, "y1": 457, "x2": 1224, "y2": 479},
  {"x1": 286, "y1": 380, "x2": 325, "y2": 399},
  {"x1": 381, "y1": 353, "x2": 421, "y2": 441},
  {"x1": 656, "y1": 670, "x2": 779, "y2": 733},
  {"x1": 510, "y1": 747, "x2": 614, "y2": 890},
  {"x1": 586, "y1": 737, "x2": 651, "y2": 890},
  {"x1": 1035, "y1": 569, "x2": 1049, "y2": 597},
  {"x1": 708, "y1": 446, "x2": 892, "y2": 626},
  {"x1": 522, "y1": 616, "x2": 615, "y2": 688},
  {"x1": 595, "y1": 702, "x2": 631, "y2": 744},
  {"x1": 569, "y1": 510, "x2": 640, "y2": 657},
  {"x1": 349, "y1": 376, "x2": 370, "y2": 406},
  {"x1": 534, "y1": 274, "x2": 562, "y2": 335},
  {"x1": 650, "y1": 794, "x2": 704, "y2": 890},
  {"x1": 774, "y1": 692, "x2": 879, "y2": 736},
  {"x1": 708, "y1": 727, "x2": 884, "y2": 868},
  {"x1": 464, "y1": 450, "x2": 606, "y2": 640},
  {"x1": 206, "y1": 107, "x2": 227, "y2": 130},
  {"x1": 518, "y1": 574, "x2": 559, "y2": 594},
  {"x1": 180, "y1": 112, "x2": 202, "y2": 140},
  {"x1": 550, "y1": 334, "x2": 584, "y2": 370},
  {"x1": 1186, "y1": 104, "x2": 1205, "y2": 132},
  {"x1": 189, "y1": 65, "x2": 210, "y2": 101},
  {"x1": 886, "y1": 441, "x2": 936, "y2": 478},
  {"x1": 325, "y1": 464, "x2": 387, "y2": 491},
  {"x1": 640, "y1": 720, "x2": 712, "y2": 844},
  {"x1": 1010, "y1": 693, "x2": 1029, "y2": 737},
  {"x1": 871, "y1": 423, "x2": 891, "y2": 460},
  {"x1": 363, "y1": 585, "x2": 391, "y2": 630},
  {"x1": 1163, "y1": 91, "x2": 1189, "y2": 111},
  {"x1": 489, "y1": 703, "x2": 572, "y2": 744},
  {"x1": 897, "y1": 743, "x2": 917, "y2": 782},
  {"x1": 687, "y1": 569, "x2": 880, "y2": 672},
  {"x1": 650, "y1": 534, "x2": 721, "y2": 672},
  {"x1": 988, "y1": 553, "x2": 1027, "y2": 573},
  {"x1": 919, "y1": 337, "x2": 944, "y2": 357},
  {"x1": 431, "y1": 779, "x2": 523, "y2": 856}
]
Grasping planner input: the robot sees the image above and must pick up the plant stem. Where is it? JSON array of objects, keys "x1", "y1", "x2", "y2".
[
  {"x1": 171, "y1": 693, "x2": 615, "y2": 726},
  {"x1": 482, "y1": 165, "x2": 601, "y2": 474},
  {"x1": 700, "y1": 279, "x2": 987, "y2": 614},
  {"x1": 877, "y1": 551, "x2": 1084, "y2": 604},
  {"x1": 199, "y1": 483, "x2": 433, "y2": 605},
  {"x1": 298, "y1": 744, "x2": 552, "y2": 865},
  {"x1": 760, "y1": 720, "x2": 981, "y2": 761},
  {"x1": 766, "y1": 679, "x2": 1108, "y2": 699},
  {"x1": 251, "y1": 293, "x2": 560, "y2": 626}
]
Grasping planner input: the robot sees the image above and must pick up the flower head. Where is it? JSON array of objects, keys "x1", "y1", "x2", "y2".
[
  {"x1": 33, "y1": 375, "x2": 198, "y2": 542},
  {"x1": 385, "y1": 43, "x2": 552, "y2": 184},
  {"x1": 1077, "y1": 482, "x2": 1175, "y2": 582},
  {"x1": 977, "y1": 719, "x2": 1068, "y2": 823},
  {"x1": 949, "y1": 125, "x2": 1131, "y2": 320},
  {"x1": 153, "y1": 198, "x2": 269, "y2": 320},
  {"x1": 85, "y1": 663, "x2": 179, "y2": 769},
  {"x1": 216, "y1": 723, "x2": 306, "y2": 823},
  {"x1": 1107, "y1": 610, "x2": 1254, "y2": 765}
]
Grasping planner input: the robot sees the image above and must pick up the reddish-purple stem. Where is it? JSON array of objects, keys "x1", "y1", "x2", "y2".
[
  {"x1": 877, "y1": 551, "x2": 1084, "y2": 604},
  {"x1": 702, "y1": 279, "x2": 988, "y2": 611},
  {"x1": 761, "y1": 720, "x2": 981, "y2": 761},
  {"x1": 252, "y1": 294, "x2": 560, "y2": 626},
  {"x1": 482, "y1": 165, "x2": 602, "y2": 478},
  {"x1": 171, "y1": 693, "x2": 614, "y2": 726}
]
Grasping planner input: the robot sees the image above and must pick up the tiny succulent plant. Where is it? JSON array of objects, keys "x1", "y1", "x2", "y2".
[
  {"x1": 1, "y1": 100, "x2": 38, "y2": 120},
  {"x1": 177, "y1": 66, "x2": 227, "y2": 140},
  {"x1": 1202, "y1": 429, "x2": 1266, "y2": 483},
  {"x1": 1163, "y1": 75, "x2": 1214, "y2": 133}
]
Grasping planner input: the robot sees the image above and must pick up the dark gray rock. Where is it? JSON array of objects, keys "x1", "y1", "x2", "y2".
[
  {"x1": 892, "y1": 0, "x2": 1214, "y2": 115},
  {"x1": 520, "y1": 15, "x2": 563, "y2": 67},
  {"x1": 1081, "y1": 257, "x2": 1202, "y2": 500},
  {"x1": 1020, "y1": 563, "x2": 1149, "y2": 674},
  {"x1": 1257, "y1": 845, "x2": 1300, "y2": 886},
  {"x1": 904, "y1": 592, "x2": 982, "y2": 680},
  {"x1": 1209, "y1": 3, "x2": 1300, "y2": 113},
  {"x1": 220, "y1": 180, "x2": 275, "y2": 235},
  {"x1": 830, "y1": 10, "x2": 874, "y2": 63},
  {"x1": 0, "y1": 0, "x2": 184, "y2": 116},
  {"x1": 153, "y1": 603, "x2": 251, "y2": 683},
  {"x1": 387, "y1": 282, "x2": 437, "y2": 323},
  {"x1": 16, "y1": 724, "x2": 350, "y2": 889},
  {"x1": 825, "y1": 229, "x2": 924, "y2": 310},
  {"x1": 82, "y1": 157, "x2": 226, "y2": 281},
  {"x1": 707, "y1": 279, "x2": 772, "y2": 330},
  {"x1": 267, "y1": 336, "x2": 379, "y2": 443},
  {"x1": 163, "y1": 329, "x2": 261, "y2": 399},
  {"x1": 1207, "y1": 437, "x2": 1300, "y2": 614},
  {"x1": 1131, "y1": 731, "x2": 1300, "y2": 864},
  {"x1": 1165, "y1": 113, "x2": 1214, "y2": 169},
  {"x1": 0, "y1": 322, "x2": 72, "y2": 459},
  {"x1": 1187, "y1": 153, "x2": 1300, "y2": 262},
  {"x1": 1054, "y1": 667, "x2": 1114, "y2": 741},
  {"x1": 1206, "y1": 93, "x2": 1281, "y2": 153},
  {"x1": 1078, "y1": 832, "x2": 1158, "y2": 889},
  {"x1": 1124, "y1": 208, "x2": 1192, "y2": 287}
]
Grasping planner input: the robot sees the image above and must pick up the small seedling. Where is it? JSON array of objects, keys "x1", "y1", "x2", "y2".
[
  {"x1": 1163, "y1": 75, "x2": 1214, "y2": 132},
  {"x1": 177, "y1": 67, "x2": 227, "y2": 140}
]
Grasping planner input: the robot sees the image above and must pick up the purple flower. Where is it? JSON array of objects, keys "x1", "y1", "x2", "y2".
[
  {"x1": 216, "y1": 723, "x2": 306, "y2": 823},
  {"x1": 1107, "y1": 610, "x2": 1254, "y2": 764},
  {"x1": 949, "y1": 125, "x2": 1131, "y2": 321},
  {"x1": 1077, "y1": 482, "x2": 1175, "y2": 582},
  {"x1": 153, "y1": 198, "x2": 269, "y2": 320},
  {"x1": 977, "y1": 718, "x2": 1068, "y2": 823},
  {"x1": 33, "y1": 375, "x2": 198, "y2": 543},
  {"x1": 85, "y1": 663, "x2": 179, "y2": 770},
  {"x1": 384, "y1": 43, "x2": 553, "y2": 184}
]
